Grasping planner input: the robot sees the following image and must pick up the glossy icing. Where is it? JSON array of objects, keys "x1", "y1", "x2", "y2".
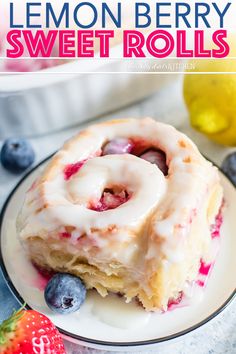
[{"x1": 17, "y1": 118, "x2": 223, "y2": 310}]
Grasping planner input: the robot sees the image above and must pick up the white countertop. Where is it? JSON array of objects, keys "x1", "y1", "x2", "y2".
[{"x1": 0, "y1": 76, "x2": 235, "y2": 354}]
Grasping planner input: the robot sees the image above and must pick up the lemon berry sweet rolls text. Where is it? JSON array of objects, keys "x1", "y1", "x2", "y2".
[{"x1": 17, "y1": 118, "x2": 223, "y2": 311}]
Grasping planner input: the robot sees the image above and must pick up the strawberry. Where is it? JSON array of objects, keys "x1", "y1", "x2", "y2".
[{"x1": 0, "y1": 306, "x2": 65, "y2": 354}]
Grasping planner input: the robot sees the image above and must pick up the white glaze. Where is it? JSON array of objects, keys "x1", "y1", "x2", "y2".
[
  {"x1": 18, "y1": 119, "x2": 220, "y2": 249},
  {"x1": 88, "y1": 292, "x2": 151, "y2": 329},
  {"x1": 45, "y1": 154, "x2": 167, "y2": 231},
  {"x1": 16, "y1": 118, "x2": 223, "y2": 310}
]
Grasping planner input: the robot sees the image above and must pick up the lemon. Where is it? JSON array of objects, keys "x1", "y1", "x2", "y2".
[{"x1": 183, "y1": 59, "x2": 236, "y2": 146}]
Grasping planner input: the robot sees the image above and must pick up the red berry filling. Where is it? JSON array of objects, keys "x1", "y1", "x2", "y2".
[
  {"x1": 129, "y1": 138, "x2": 151, "y2": 156},
  {"x1": 199, "y1": 259, "x2": 211, "y2": 276},
  {"x1": 89, "y1": 189, "x2": 130, "y2": 212},
  {"x1": 64, "y1": 160, "x2": 87, "y2": 180},
  {"x1": 210, "y1": 210, "x2": 223, "y2": 239},
  {"x1": 167, "y1": 291, "x2": 183, "y2": 309},
  {"x1": 196, "y1": 280, "x2": 205, "y2": 287},
  {"x1": 102, "y1": 138, "x2": 133, "y2": 155},
  {"x1": 195, "y1": 207, "x2": 224, "y2": 288},
  {"x1": 140, "y1": 149, "x2": 168, "y2": 176},
  {"x1": 60, "y1": 232, "x2": 71, "y2": 239},
  {"x1": 64, "y1": 151, "x2": 102, "y2": 180},
  {"x1": 196, "y1": 261, "x2": 213, "y2": 288},
  {"x1": 167, "y1": 206, "x2": 223, "y2": 308},
  {"x1": 102, "y1": 137, "x2": 169, "y2": 175}
]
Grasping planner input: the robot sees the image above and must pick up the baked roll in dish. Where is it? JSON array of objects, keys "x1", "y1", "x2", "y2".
[{"x1": 17, "y1": 118, "x2": 223, "y2": 311}]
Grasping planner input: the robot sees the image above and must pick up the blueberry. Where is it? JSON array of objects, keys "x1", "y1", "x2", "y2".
[
  {"x1": 222, "y1": 152, "x2": 236, "y2": 186},
  {"x1": 44, "y1": 273, "x2": 86, "y2": 314},
  {"x1": 103, "y1": 138, "x2": 133, "y2": 155},
  {"x1": 0, "y1": 138, "x2": 35, "y2": 173},
  {"x1": 140, "y1": 149, "x2": 168, "y2": 176}
]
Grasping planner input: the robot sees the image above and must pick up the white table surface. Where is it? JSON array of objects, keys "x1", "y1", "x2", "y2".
[{"x1": 0, "y1": 76, "x2": 235, "y2": 354}]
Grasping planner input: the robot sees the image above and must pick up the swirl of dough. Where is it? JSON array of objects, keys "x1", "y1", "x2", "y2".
[
  {"x1": 17, "y1": 118, "x2": 223, "y2": 311},
  {"x1": 66, "y1": 155, "x2": 166, "y2": 226}
]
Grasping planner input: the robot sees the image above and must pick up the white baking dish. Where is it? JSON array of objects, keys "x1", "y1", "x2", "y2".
[{"x1": 0, "y1": 44, "x2": 178, "y2": 138}]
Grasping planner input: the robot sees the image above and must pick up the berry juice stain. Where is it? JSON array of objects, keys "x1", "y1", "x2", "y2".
[{"x1": 32, "y1": 263, "x2": 55, "y2": 291}]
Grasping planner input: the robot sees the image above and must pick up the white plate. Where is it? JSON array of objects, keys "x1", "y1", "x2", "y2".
[{"x1": 0, "y1": 157, "x2": 235, "y2": 352}]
